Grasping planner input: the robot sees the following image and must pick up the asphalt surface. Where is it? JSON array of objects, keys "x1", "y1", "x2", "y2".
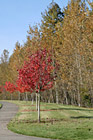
[{"x1": 0, "y1": 101, "x2": 51, "y2": 140}]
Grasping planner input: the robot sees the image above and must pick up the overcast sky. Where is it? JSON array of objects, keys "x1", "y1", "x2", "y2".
[{"x1": 0, "y1": 0, "x2": 68, "y2": 56}]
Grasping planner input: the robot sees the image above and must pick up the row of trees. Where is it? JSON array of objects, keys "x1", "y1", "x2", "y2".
[{"x1": 0, "y1": 0, "x2": 93, "y2": 107}]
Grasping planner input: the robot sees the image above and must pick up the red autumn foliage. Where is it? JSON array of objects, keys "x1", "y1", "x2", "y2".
[
  {"x1": 17, "y1": 48, "x2": 55, "y2": 93},
  {"x1": 16, "y1": 78, "x2": 32, "y2": 93},
  {"x1": 4, "y1": 82, "x2": 16, "y2": 93}
]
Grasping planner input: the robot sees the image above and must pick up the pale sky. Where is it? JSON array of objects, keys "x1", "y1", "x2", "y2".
[{"x1": 0, "y1": 0, "x2": 68, "y2": 56}]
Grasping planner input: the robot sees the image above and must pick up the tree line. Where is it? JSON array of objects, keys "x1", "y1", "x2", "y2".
[{"x1": 0, "y1": 0, "x2": 93, "y2": 107}]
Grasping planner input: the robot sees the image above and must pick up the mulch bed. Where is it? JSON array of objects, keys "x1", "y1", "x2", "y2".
[
  {"x1": 21, "y1": 105, "x2": 49, "y2": 106},
  {"x1": 14, "y1": 118, "x2": 64, "y2": 124},
  {"x1": 20, "y1": 109, "x2": 60, "y2": 112}
]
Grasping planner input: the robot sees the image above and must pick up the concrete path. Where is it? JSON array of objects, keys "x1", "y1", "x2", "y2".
[{"x1": 0, "y1": 101, "x2": 51, "y2": 140}]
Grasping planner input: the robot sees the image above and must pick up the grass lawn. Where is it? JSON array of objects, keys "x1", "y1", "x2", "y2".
[{"x1": 7, "y1": 100, "x2": 93, "y2": 140}]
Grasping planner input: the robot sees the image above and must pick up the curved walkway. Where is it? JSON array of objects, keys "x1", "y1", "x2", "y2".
[{"x1": 0, "y1": 101, "x2": 51, "y2": 140}]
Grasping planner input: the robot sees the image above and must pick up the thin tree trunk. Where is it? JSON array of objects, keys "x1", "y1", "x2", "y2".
[
  {"x1": 65, "y1": 91, "x2": 68, "y2": 105},
  {"x1": 74, "y1": 46, "x2": 82, "y2": 107},
  {"x1": 48, "y1": 98, "x2": 50, "y2": 103},
  {"x1": 38, "y1": 93, "x2": 40, "y2": 123},
  {"x1": 32, "y1": 98, "x2": 33, "y2": 105},
  {"x1": 11, "y1": 94, "x2": 13, "y2": 100},
  {"x1": 82, "y1": 56, "x2": 93, "y2": 107},
  {"x1": 51, "y1": 35, "x2": 59, "y2": 104},
  {"x1": 26, "y1": 92, "x2": 28, "y2": 102},
  {"x1": 31, "y1": 93, "x2": 34, "y2": 105},
  {"x1": 55, "y1": 81, "x2": 59, "y2": 104},
  {"x1": 61, "y1": 81, "x2": 68, "y2": 105},
  {"x1": 24, "y1": 93, "x2": 25, "y2": 100},
  {"x1": 18, "y1": 92, "x2": 20, "y2": 101},
  {"x1": 36, "y1": 93, "x2": 38, "y2": 110}
]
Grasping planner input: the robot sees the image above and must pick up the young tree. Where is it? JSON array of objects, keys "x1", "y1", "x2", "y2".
[
  {"x1": 4, "y1": 82, "x2": 16, "y2": 100},
  {"x1": 16, "y1": 78, "x2": 32, "y2": 101},
  {"x1": 17, "y1": 48, "x2": 55, "y2": 122}
]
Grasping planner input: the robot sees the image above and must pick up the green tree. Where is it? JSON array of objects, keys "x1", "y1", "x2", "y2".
[{"x1": 41, "y1": 0, "x2": 64, "y2": 32}]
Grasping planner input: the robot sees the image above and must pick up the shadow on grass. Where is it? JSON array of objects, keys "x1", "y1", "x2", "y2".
[
  {"x1": 51, "y1": 107, "x2": 93, "y2": 112},
  {"x1": 71, "y1": 116, "x2": 93, "y2": 119}
]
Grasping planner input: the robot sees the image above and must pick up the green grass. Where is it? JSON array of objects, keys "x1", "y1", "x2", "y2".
[{"x1": 7, "y1": 100, "x2": 93, "y2": 140}]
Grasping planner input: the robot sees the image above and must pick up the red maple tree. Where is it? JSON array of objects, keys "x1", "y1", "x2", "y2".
[
  {"x1": 18, "y1": 49, "x2": 54, "y2": 92},
  {"x1": 17, "y1": 48, "x2": 55, "y2": 122},
  {"x1": 4, "y1": 82, "x2": 16, "y2": 93}
]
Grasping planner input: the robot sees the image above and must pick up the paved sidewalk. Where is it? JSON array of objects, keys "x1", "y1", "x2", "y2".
[{"x1": 0, "y1": 101, "x2": 51, "y2": 140}]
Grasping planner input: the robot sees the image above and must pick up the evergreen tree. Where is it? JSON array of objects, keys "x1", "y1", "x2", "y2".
[{"x1": 41, "y1": 1, "x2": 64, "y2": 33}]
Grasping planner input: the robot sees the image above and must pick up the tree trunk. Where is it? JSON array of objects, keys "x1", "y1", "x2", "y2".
[
  {"x1": 74, "y1": 47, "x2": 82, "y2": 107},
  {"x1": 36, "y1": 93, "x2": 38, "y2": 110},
  {"x1": 31, "y1": 93, "x2": 34, "y2": 105},
  {"x1": 18, "y1": 92, "x2": 20, "y2": 101},
  {"x1": 38, "y1": 93, "x2": 40, "y2": 123},
  {"x1": 26, "y1": 92, "x2": 28, "y2": 102},
  {"x1": 32, "y1": 98, "x2": 33, "y2": 105},
  {"x1": 65, "y1": 91, "x2": 68, "y2": 105},
  {"x1": 55, "y1": 81, "x2": 59, "y2": 104},
  {"x1": 11, "y1": 94, "x2": 13, "y2": 100},
  {"x1": 24, "y1": 93, "x2": 25, "y2": 100}
]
